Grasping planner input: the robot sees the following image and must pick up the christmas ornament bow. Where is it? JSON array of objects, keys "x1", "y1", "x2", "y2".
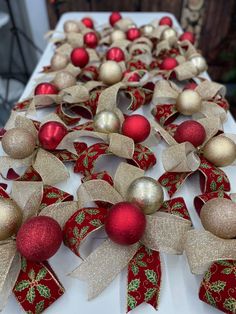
[
  {"x1": 156, "y1": 117, "x2": 232, "y2": 197},
  {"x1": 0, "y1": 113, "x2": 72, "y2": 185},
  {"x1": 65, "y1": 162, "x2": 191, "y2": 311},
  {"x1": 0, "y1": 181, "x2": 79, "y2": 313},
  {"x1": 184, "y1": 193, "x2": 236, "y2": 314},
  {"x1": 152, "y1": 79, "x2": 228, "y2": 126}
]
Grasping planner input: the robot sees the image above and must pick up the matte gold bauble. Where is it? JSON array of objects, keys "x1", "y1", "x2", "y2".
[
  {"x1": 99, "y1": 61, "x2": 123, "y2": 85},
  {"x1": 63, "y1": 20, "x2": 79, "y2": 33},
  {"x1": 176, "y1": 90, "x2": 202, "y2": 115},
  {"x1": 141, "y1": 24, "x2": 155, "y2": 36},
  {"x1": 0, "y1": 198, "x2": 22, "y2": 240},
  {"x1": 200, "y1": 198, "x2": 236, "y2": 239},
  {"x1": 111, "y1": 30, "x2": 126, "y2": 43},
  {"x1": 126, "y1": 177, "x2": 164, "y2": 215},
  {"x1": 53, "y1": 71, "x2": 76, "y2": 90},
  {"x1": 2, "y1": 128, "x2": 36, "y2": 159},
  {"x1": 203, "y1": 135, "x2": 236, "y2": 167},
  {"x1": 94, "y1": 110, "x2": 120, "y2": 134},
  {"x1": 161, "y1": 28, "x2": 177, "y2": 45},
  {"x1": 51, "y1": 53, "x2": 68, "y2": 71},
  {"x1": 189, "y1": 55, "x2": 207, "y2": 74}
]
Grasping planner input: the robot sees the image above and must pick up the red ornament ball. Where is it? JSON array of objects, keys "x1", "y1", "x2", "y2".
[
  {"x1": 34, "y1": 82, "x2": 58, "y2": 95},
  {"x1": 106, "y1": 47, "x2": 125, "y2": 62},
  {"x1": 71, "y1": 47, "x2": 89, "y2": 68},
  {"x1": 81, "y1": 17, "x2": 94, "y2": 29},
  {"x1": 179, "y1": 31, "x2": 195, "y2": 44},
  {"x1": 122, "y1": 114, "x2": 151, "y2": 143},
  {"x1": 16, "y1": 216, "x2": 62, "y2": 262},
  {"x1": 124, "y1": 71, "x2": 141, "y2": 82},
  {"x1": 174, "y1": 120, "x2": 206, "y2": 147},
  {"x1": 38, "y1": 121, "x2": 67, "y2": 150},
  {"x1": 109, "y1": 12, "x2": 122, "y2": 26},
  {"x1": 184, "y1": 82, "x2": 198, "y2": 90},
  {"x1": 160, "y1": 57, "x2": 178, "y2": 70},
  {"x1": 84, "y1": 32, "x2": 98, "y2": 48},
  {"x1": 126, "y1": 27, "x2": 141, "y2": 41},
  {"x1": 105, "y1": 202, "x2": 146, "y2": 245},
  {"x1": 159, "y1": 16, "x2": 173, "y2": 27}
]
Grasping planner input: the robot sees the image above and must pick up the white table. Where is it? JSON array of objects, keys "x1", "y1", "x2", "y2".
[{"x1": 2, "y1": 12, "x2": 236, "y2": 314}]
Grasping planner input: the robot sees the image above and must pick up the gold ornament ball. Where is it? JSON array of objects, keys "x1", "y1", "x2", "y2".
[
  {"x1": 203, "y1": 135, "x2": 236, "y2": 167},
  {"x1": 189, "y1": 55, "x2": 207, "y2": 74},
  {"x1": 2, "y1": 128, "x2": 36, "y2": 159},
  {"x1": 176, "y1": 90, "x2": 202, "y2": 115},
  {"x1": 0, "y1": 198, "x2": 22, "y2": 241},
  {"x1": 161, "y1": 28, "x2": 177, "y2": 44},
  {"x1": 126, "y1": 177, "x2": 164, "y2": 215},
  {"x1": 141, "y1": 24, "x2": 155, "y2": 37},
  {"x1": 111, "y1": 30, "x2": 126, "y2": 43},
  {"x1": 53, "y1": 71, "x2": 76, "y2": 90},
  {"x1": 63, "y1": 20, "x2": 79, "y2": 33},
  {"x1": 200, "y1": 198, "x2": 236, "y2": 239},
  {"x1": 51, "y1": 53, "x2": 68, "y2": 71},
  {"x1": 94, "y1": 110, "x2": 120, "y2": 134},
  {"x1": 99, "y1": 61, "x2": 123, "y2": 85}
]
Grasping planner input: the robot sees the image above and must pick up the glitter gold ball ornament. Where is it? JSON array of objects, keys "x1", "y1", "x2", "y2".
[
  {"x1": 161, "y1": 28, "x2": 177, "y2": 44},
  {"x1": 174, "y1": 120, "x2": 206, "y2": 147},
  {"x1": 94, "y1": 110, "x2": 120, "y2": 134},
  {"x1": 63, "y1": 20, "x2": 79, "y2": 33},
  {"x1": 51, "y1": 53, "x2": 68, "y2": 71},
  {"x1": 16, "y1": 216, "x2": 63, "y2": 262},
  {"x1": 0, "y1": 198, "x2": 22, "y2": 241},
  {"x1": 189, "y1": 55, "x2": 207, "y2": 73},
  {"x1": 159, "y1": 16, "x2": 173, "y2": 27},
  {"x1": 2, "y1": 128, "x2": 36, "y2": 159},
  {"x1": 111, "y1": 30, "x2": 126, "y2": 42},
  {"x1": 53, "y1": 70, "x2": 76, "y2": 90},
  {"x1": 141, "y1": 24, "x2": 155, "y2": 36},
  {"x1": 99, "y1": 61, "x2": 123, "y2": 85},
  {"x1": 127, "y1": 177, "x2": 164, "y2": 215},
  {"x1": 105, "y1": 202, "x2": 146, "y2": 245},
  {"x1": 176, "y1": 90, "x2": 202, "y2": 115},
  {"x1": 203, "y1": 135, "x2": 236, "y2": 167},
  {"x1": 200, "y1": 198, "x2": 236, "y2": 239},
  {"x1": 38, "y1": 121, "x2": 68, "y2": 151}
]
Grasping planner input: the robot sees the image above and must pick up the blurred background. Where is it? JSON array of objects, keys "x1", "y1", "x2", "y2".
[{"x1": 0, "y1": 0, "x2": 235, "y2": 126}]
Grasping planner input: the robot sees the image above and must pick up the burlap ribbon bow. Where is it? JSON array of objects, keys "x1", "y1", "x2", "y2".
[
  {"x1": 68, "y1": 162, "x2": 191, "y2": 300},
  {"x1": 0, "y1": 113, "x2": 70, "y2": 185},
  {"x1": 0, "y1": 181, "x2": 78, "y2": 311}
]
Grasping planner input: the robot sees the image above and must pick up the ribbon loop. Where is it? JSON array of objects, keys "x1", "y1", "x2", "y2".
[{"x1": 108, "y1": 133, "x2": 134, "y2": 159}]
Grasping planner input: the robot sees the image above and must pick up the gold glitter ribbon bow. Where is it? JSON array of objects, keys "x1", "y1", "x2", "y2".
[
  {"x1": 69, "y1": 162, "x2": 191, "y2": 299},
  {"x1": 0, "y1": 113, "x2": 69, "y2": 185},
  {"x1": 0, "y1": 181, "x2": 78, "y2": 310}
]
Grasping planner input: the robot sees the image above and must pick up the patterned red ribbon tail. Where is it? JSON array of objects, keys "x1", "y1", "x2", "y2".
[
  {"x1": 158, "y1": 171, "x2": 192, "y2": 197},
  {"x1": 151, "y1": 104, "x2": 179, "y2": 126}
]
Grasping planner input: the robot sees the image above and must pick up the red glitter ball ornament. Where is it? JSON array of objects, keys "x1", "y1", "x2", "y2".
[
  {"x1": 38, "y1": 121, "x2": 67, "y2": 150},
  {"x1": 122, "y1": 114, "x2": 151, "y2": 143},
  {"x1": 84, "y1": 32, "x2": 98, "y2": 48},
  {"x1": 106, "y1": 47, "x2": 125, "y2": 62},
  {"x1": 159, "y1": 16, "x2": 173, "y2": 27},
  {"x1": 34, "y1": 82, "x2": 58, "y2": 95},
  {"x1": 16, "y1": 216, "x2": 62, "y2": 262},
  {"x1": 81, "y1": 17, "x2": 94, "y2": 29},
  {"x1": 105, "y1": 202, "x2": 146, "y2": 245},
  {"x1": 126, "y1": 27, "x2": 141, "y2": 41},
  {"x1": 109, "y1": 12, "x2": 122, "y2": 26},
  {"x1": 179, "y1": 31, "x2": 195, "y2": 45},
  {"x1": 184, "y1": 82, "x2": 198, "y2": 90},
  {"x1": 71, "y1": 47, "x2": 89, "y2": 68},
  {"x1": 174, "y1": 120, "x2": 206, "y2": 147},
  {"x1": 160, "y1": 57, "x2": 178, "y2": 70}
]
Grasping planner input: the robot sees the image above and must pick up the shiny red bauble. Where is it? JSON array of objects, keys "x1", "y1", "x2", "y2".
[
  {"x1": 105, "y1": 202, "x2": 146, "y2": 245},
  {"x1": 71, "y1": 47, "x2": 89, "y2": 68},
  {"x1": 124, "y1": 71, "x2": 141, "y2": 82},
  {"x1": 38, "y1": 121, "x2": 67, "y2": 150},
  {"x1": 174, "y1": 120, "x2": 206, "y2": 147},
  {"x1": 84, "y1": 32, "x2": 98, "y2": 48},
  {"x1": 106, "y1": 47, "x2": 125, "y2": 62},
  {"x1": 16, "y1": 216, "x2": 62, "y2": 262},
  {"x1": 126, "y1": 27, "x2": 141, "y2": 41},
  {"x1": 184, "y1": 82, "x2": 198, "y2": 90},
  {"x1": 34, "y1": 82, "x2": 58, "y2": 95},
  {"x1": 179, "y1": 31, "x2": 195, "y2": 44},
  {"x1": 81, "y1": 17, "x2": 94, "y2": 29},
  {"x1": 109, "y1": 12, "x2": 122, "y2": 26},
  {"x1": 160, "y1": 57, "x2": 178, "y2": 70},
  {"x1": 159, "y1": 16, "x2": 173, "y2": 27},
  {"x1": 122, "y1": 114, "x2": 151, "y2": 143}
]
